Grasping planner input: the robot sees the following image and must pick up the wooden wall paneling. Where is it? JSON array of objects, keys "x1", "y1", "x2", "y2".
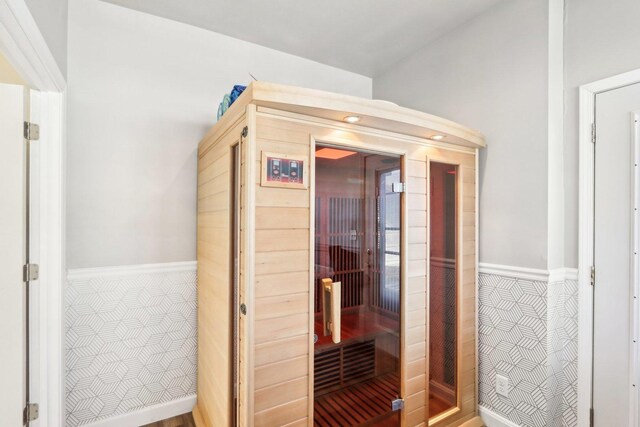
[
  {"x1": 254, "y1": 293, "x2": 308, "y2": 320},
  {"x1": 252, "y1": 113, "x2": 311, "y2": 425},
  {"x1": 404, "y1": 151, "x2": 428, "y2": 426},
  {"x1": 255, "y1": 335, "x2": 308, "y2": 367},
  {"x1": 254, "y1": 377, "x2": 309, "y2": 413},
  {"x1": 256, "y1": 207, "x2": 309, "y2": 230},
  {"x1": 254, "y1": 397, "x2": 308, "y2": 427},
  {"x1": 196, "y1": 114, "x2": 246, "y2": 427},
  {"x1": 255, "y1": 271, "x2": 308, "y2": 299}
]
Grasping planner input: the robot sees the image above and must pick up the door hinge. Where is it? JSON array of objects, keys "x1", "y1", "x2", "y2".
[
  {"x1": 24, "y1": 122, "x2": 40, "y2": 141},
  {"x1": 391, "y1": 398, "x2": 404, "y2": 411},
  {"x1": 391, "y1": 182, "x2": 406, "y2": 193},
  {"x1": 590, "y1": 266, "x2": 595, "y2": 286},
  {"x1": 23, "y1": 263, "x2": 39, "y2": 282},
  {"x1": 23, "y1": 403, "x2": 39, "y2": 423},
  {"x1": 241, "y1": 126, "x2": 248, "y2": 138},
  {"x1": 591, "y1": 122, "x2": 596, "y2": 144}
]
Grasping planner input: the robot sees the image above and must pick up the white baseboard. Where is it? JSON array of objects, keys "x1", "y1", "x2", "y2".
[
  {"x1": 82, "y1": 395, "x2": 196, "y2": 427},
  {"x1": 479, "y1": 406, "x2": 520, "y2": 427}
]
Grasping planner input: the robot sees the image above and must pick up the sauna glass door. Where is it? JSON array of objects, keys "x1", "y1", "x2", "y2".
[{"x1": 313, "y1": 145, "x2": 402, "y2": 427}]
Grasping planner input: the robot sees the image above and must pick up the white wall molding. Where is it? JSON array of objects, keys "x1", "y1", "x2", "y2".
[
  {"x1": 67, "y1": 260, "x2": 197, "y2": 281},
  {"x1": 582, "y1": 68, "x2": 640, "y2": 94},
  {"x1": 479, "y1": 262, "x2": 578, "y2": 282},
  {"x1": 549, "y1": 267, "x2": 579, "y2": 283},
  {"x1": 37, "y1": 91, "x2": 66, "y2": 427},
  {"x1": 0, "y1": 0, "x2": 65, "y2": 91},
  {"x1": 81, "y1": 395, "x2": 196, "y2": 427},
  {"x1": 479, "y1": 262, "x2": 549, "y2": 281},
  {"x1": 479, "y1": 405, "x2": 521, "y2": 427}
]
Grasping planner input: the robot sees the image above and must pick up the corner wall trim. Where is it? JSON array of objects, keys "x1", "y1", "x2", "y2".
[
  {"x1": 479, "y1": 405, "x2": 520, "y2": 427},
  {"x1": 67, "y1": 260, "x2": 197, "y2": 281},
  {"x1": 80, "y1": 394, "x2": 196, "y2": 427}
]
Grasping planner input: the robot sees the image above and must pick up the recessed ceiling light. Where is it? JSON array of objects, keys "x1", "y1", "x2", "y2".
[
  {"x1": 431, "y1": 134, "x2": 445, "y2": 141},
  {"x1": 316, "y1": 147, "x2": 357, "y2": 160},
  {"x1": 344, "y1": 115, "x2": 361, "y2": 123}
]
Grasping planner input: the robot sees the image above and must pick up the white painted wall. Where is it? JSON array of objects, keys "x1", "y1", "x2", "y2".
[
  {"x1": 564, "y1": 0, "x2": 640, "y2": 267},
  {"x1": 374, "y1": 0, "x2": 550, "y2": 269},
  {"x1": 66, "y1": 0, "x2": 371, "y2": 269},
  {"x1": 24, "y1": 0, "x2": 68, "y2": 77},
  {"x1": 0, "y1": 83, "x2": 26, "y2": 427}
]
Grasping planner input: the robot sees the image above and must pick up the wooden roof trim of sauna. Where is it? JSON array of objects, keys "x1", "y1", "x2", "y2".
[{"x1": 199, "y1": 81, "x2": 485, "y2": 156}]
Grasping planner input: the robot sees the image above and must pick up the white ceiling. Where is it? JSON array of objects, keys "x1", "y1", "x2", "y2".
[{"x1": 99, "y1": 0, "x2": 505, "y2": 77}]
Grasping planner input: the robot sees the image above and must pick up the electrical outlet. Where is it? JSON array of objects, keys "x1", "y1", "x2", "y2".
[{"x1": 496, "y1": 374, "x2": 509, "y2": 397}]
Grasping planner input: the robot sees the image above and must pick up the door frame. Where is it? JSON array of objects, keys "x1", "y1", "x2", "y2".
[
  {"x1": 0, "y1": 1, "x2": 66, "y2": 426},
  {"x1": 578, "y1": 68, "x2": 640, "y2": 427}
]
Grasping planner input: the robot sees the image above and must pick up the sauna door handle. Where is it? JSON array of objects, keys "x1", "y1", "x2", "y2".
[{"x1": 321, "y1": 278, "x2": 341, "y2": 344}]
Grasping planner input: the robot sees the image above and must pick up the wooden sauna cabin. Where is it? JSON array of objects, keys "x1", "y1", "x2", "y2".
[{"x1": 193, "y1": 82, "x2": 485, "y2": 427}]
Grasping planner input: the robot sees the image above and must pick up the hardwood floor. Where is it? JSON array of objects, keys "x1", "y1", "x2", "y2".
[{"x1": 141, "y1": 412, "x2": 195, "y2": 427}]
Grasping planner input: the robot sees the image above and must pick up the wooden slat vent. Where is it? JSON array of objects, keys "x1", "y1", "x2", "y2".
[{"x1": 314, "y1": 340, "x2": 375, "y2": 396}]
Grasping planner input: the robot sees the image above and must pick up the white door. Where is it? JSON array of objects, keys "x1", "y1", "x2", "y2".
[
  {"x1": 594, "y1": 82, "x2": 640, "y2": 427},
  {"x1": 0, "y1": 83, "x2": 28, "y2": 425}
]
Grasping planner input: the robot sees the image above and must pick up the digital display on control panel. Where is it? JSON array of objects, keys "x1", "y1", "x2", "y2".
[{"x1": 261, "y1": 152, "x2": 307, "y2": 189}]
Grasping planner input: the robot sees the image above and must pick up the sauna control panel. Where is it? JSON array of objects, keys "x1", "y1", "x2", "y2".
[
  {"x1": 261, "y1": 151, "x2": 307, "y2": 189},
  {"x1": 266, "y1": 157, "x2": 301, "y2": 183}
]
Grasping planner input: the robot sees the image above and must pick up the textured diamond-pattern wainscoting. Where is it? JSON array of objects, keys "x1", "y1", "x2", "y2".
[
  {"x1": 479, "y1": 274, "x2": 548, "y2": 426},
  {"x1": 547, "y1": 278, "x2": 565, "y2": 427},
  {"x1": 64, "y1": 261, "x2": 578, "y2": 426},
  {"x1": 65, "y1": 263, "x2": 197, "y2": 426},
  {"x1": 562, "y1": 279, "x2": 579, "y2": 427},
  {"x1": 478, "y1": 269, "x2": 578, "y2": 427}
]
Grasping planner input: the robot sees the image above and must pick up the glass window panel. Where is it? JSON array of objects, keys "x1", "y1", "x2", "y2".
[{"x1": 429, "y1": 162, "x2": 458, "y2": 419}]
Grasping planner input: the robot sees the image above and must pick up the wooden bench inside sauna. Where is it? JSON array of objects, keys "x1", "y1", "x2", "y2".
[{"x1": 193, "y1": 82, "x2": 485, "y2": 427}]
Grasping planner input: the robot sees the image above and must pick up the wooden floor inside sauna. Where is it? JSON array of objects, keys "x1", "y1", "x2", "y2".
[
  {"x1": 314, "y1": 373, "x2": 400, "y2": 426},
  {"x1": 148, "y1": 392, "x2": 453, "y2": 427},
  {"x1": 313, "y1": 373, "x2": 455, "y2": 426}
]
